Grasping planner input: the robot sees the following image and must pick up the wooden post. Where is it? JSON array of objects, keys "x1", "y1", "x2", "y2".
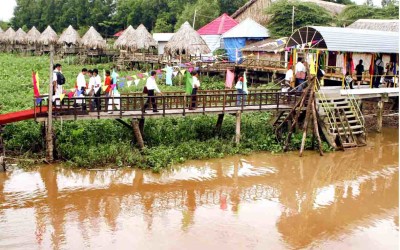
[
  {"x1": 377, "y1": 100, "x2": 383, "y2": 133},
  {"x1": 139, "y1": 118, "x2": 145, "y2": 136},
  {"x1": 46, "y1": 44, "x2": 54, "y2": 162},
  {"x1": 235, "y1": 111, "x2": 241, "y2": 145},
  {"x1": 132, "y1": 119, "x2": 144, "y2": 149},
  {"x1": 0, "y1": 125, "x2": 5, "y2": 172},
  {"x1": 215, "y1": 114, "x2": 224, "y2": 137}
]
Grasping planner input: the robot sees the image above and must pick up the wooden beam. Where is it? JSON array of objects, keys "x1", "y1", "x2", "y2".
[
  {"x1": 115, "y1": 118, "x2": 133, "y2": 130},
  {"x1": 377, "y1": 100, "x2": 383, "y2": 133},
  {"x1": 132, "y1": 119, "x2": 144, "y2": 149},
  {"x1": 214, "y1": 114, "x2": 224, "y2": 137},
  {"x1": 235, "y1": 111, "x2": 241, "y2": 145},
  {"x1": 139, "y1": 118, "x2": 145, "y2": 136}
]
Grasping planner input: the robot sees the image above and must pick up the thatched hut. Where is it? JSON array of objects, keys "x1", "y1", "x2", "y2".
[
  {"x1": 38, "y1": 26, "x2": 59, "y2": 53},
  {"x1": 347, "y1": 19, "x2": 399, "y2": 32},
  {"x1": 0, "y1": 28, "x2": 4, "y2": 52},
  {"x1": 164, "y1": 21, "x2": 210, "y2": 61},
  {"x1": 81, "y1": 26, "x2": 106, "y2": 56},
  {"x1": 2, "y1": 28, "x2": 16, "y2": 52},
  {"x1": 58, "y1": 25, "x2": 81, "y2": 54},
  {"x1": 14, "y1": 28, "x2": 28, "y2": 51},
  {"x1": 135, "y1": 24, "x2": 157, "y2": 50},
  {"x1": 114, "y1": 25, "x2": 136, "y2": 50},
  {"x1": 26, "y1": 26, "x2": 41, "y2": 52}
]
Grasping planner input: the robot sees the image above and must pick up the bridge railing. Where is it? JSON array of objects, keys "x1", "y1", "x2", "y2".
[{"x1": 34, "y1": 91, "x2": 298, "y2": 120}]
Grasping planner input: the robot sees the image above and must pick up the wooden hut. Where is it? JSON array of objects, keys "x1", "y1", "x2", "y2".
[
  {"x1": 38, "y1": 26, "x2": 58, "y2": 54},
  {"x1": 3, "y1": 28, "x2": 16, "y2": 52},
  {"x1": 164, "y1": 21, "x2": 211, "y2": 62},
  {"x1": 133, "y1": 24, "x2": 158, "y2": 62},
  {"x1": 58, "y1": 25, "x2": 81, "y2": 55},
  {"x1": 81, "y1": 26, "x2": 106, "y2": 56},
  {"x1": 114, "y1": 25, "x2": 136, "y2": 52},
  {"x1": 26, "y1": 26, "x2": 41, "y2": 52},
  {"x1": 14, "y1": 28, "x2": 28, "y2": 52}
]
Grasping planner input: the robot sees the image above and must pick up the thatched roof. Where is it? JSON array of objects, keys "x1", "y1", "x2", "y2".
[
  {"x1": 348, "y1": 19, "x2": 399, "y2": 32},
  {"x1": 164, "y1": 21, "x2": 210, "y2": 56},
  {"x1": 135, "y1": 24, "x2": 157, "y2": 49},
  {"x1": 58, "y1": 25, "x2": 81, "y2": 45},
  {"x1": 14, "y1": 28, "x2": 27, "y2": 44},
  {"x1": 38, "y1": 26, "x2": 58, "y2": 45},
  {"x1": 301, "y1": 0, "x2": 345, "y2": 16},
  {"x1": 114, "y1": 25, "x2": 136, "y2": 49},
  {"x1": 27, "y1": 26, "x2": 41, "y2": 44},
  {"x1": 241, "y1": 37, "x2": 287, "y2": 52},
  {"x1": 81, "y1": 26, "x2": 106, "y2": 49},
  {"x1": 2, "y1": 28, "x2": 16, "y2": 43}
]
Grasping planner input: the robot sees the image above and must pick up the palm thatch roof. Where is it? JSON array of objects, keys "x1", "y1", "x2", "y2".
[
  {"x1": 26, "y1": 26, "x2": 41, "y2": 44},
  {"x1": 58, "y1": 25, "x2": 81, "y2": 45},
  {"x1": 38, "y1": 26, "x2": 58, "y2": 45},
  {"x1": 114, "y1": 25, "x2": 136, "y2": 49},
  {"x1": 2, "y1": 28, "x2": 16, "y2": 43},
  {"x1": 14, "y1": 28, "x2": 27, "y2": 44},
  {"x1": 301, "y1": 0, "x2": 345, "y2": 16},
  {"x1": 348, "y1": 19, "x2": 399, "y2": 32},
  {"x1": 81, "y1": 26, "x2": 106, "y2": 49},
  {"x1": 0, "y1": 28, "x2": 3, "y2": 42},
  {"x1": 135, "y1": 24, "x2": 157, "y2": 49},
  {"x1": 164, "y1": 21, "x2": 210, "y2": 56}
]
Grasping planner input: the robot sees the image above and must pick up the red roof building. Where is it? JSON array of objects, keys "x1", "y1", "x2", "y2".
[{"x1": 197, "y1": 13, "x2": 238, "y2": 35}]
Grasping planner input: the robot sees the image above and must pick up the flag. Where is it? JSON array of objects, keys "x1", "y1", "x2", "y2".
[
  {"x1": 184, "y1": 71, "x2": 193, "y2": 95},
  {"x1": 60, "y1": 94, "x2": 66, "y2": 102},
  {"x1": 119, "y1": 82, "x2": 125, "y2": 88},
  {"x1": 309, "y1": 54, "x2": 316, "y2": 75},
  {"x1": 225, "y1": 69, "x2": 234, "y2": 89},
  {"x1": 134, "y1": 79, "x2": 140, "y2": 86},
  {"x1": 288, "y1": 53, "x2": 293, "y2": 70},
  {"x1": 36, "y1": 98, "x2": 42, "y2": 105},
  {"x1": 180, "y1": 69, "x2": 186, "y2": 76},
  {"x1": 166, "y1": 66, "x2": 173, "y2": 86},
  {"x1": 243, "y1": 72, "x2": 248, "y2": 94},
  {"x1": 36, "y1": 72, "x2": 40, "y2": 92},
  {"x1": 111, "y1": 69, "x2": 118, "y2": 85},
  {"x1": 127, "y1": 80, "x2": 132, "y2": 87},
  {"x1": 32, "y1": 71, "x2": 40, "y2": 97},
  {"x1": 102, "y1": 85, "x2": 108, "y2": 92},
  {"x1": 67, "y1": 91, "x2": 75, "y2": 99}
]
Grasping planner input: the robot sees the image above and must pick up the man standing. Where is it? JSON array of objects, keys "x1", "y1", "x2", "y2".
[
  {"x1": 295, "y1": 58, "x2": 306, "y2": 91},
  {"x1": 52, "y1": 63, "x2": 64, "y2": 96},
  {"x1": 77, "y1": 68, "x2": 87, "y2": 93},
  {"x1": 92, "y1": 69, "x2": 102, "y2": 111},
  {"x1": 190, "y1": 71, "x2": 200, "y2": 110},
  {"x1": 355, "y1": 60, "x2": 364, "y2": 89},
  {"x1": 142, "y1": 71, "x2": 162, "y2": 113}
]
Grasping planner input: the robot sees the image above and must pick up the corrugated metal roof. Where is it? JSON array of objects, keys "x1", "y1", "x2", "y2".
[
  {"x1": 287, "y1": 26, "x2": 399, "y2": 53},
  {"x1": 153, "y1": 33, "x2": 174, "y2": 42},
  {"x1": 222, "y1": 18, "x2": 269, "y2": 38},
  {"x1": 197, "y1": 13, "x2": 238, "y2": 35}
]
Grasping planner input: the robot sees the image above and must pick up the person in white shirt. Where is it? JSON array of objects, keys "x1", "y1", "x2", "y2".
[
  {"x1": 235, "y1": 74, "x2": 245, "y2": 106},
  {"x1": 295, "y1": 58, "x2": 306, "y2": 91},
  {"x1": 142, "y1": 71, "x2": 162, "y2": 113},
  {"x1": 190, "y1": 71, "x2": 200, "y2": 110},
  {"x1": 76, "y1": 68, "x2": 87, "y2": 107},
  {"x1": 52, "y1": 63, "x2": 63, "y2": 96},
  {"x1": 285, "y1": 66, "x2": 294, "y2": 87},
  {"x1": 91, "y1": 69, "x2": 102, "y2": 111}
]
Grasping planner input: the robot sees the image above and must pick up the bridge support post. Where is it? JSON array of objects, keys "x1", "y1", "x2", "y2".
[
  {"x1": 235, "y1": 111, "x2": 241, "y2": 145},
  {"x1": 377, "y1": 100, "x2": 383, "y2": 133},
  {"x1": 139, "y1": 118, "x2": 145, "y2": 136},
  {"x1": 132, "y1": 119, "x2": 144, "y2": 149},
  {"x1": 0, "y1": 125, "x2": 5, "y2": 172},
  {"x1": 215, "y1": 114, "x2": 224, "y2": 137}
]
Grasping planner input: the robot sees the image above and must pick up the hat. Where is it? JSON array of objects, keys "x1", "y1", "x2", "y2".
[{"x1": 239, "y1": 77, "x2": 244, "y2": 81}]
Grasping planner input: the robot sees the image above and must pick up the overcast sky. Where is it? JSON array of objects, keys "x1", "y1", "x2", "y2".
[{"x1": 0, "y1": 0, "x2": 383, "y2": 22}]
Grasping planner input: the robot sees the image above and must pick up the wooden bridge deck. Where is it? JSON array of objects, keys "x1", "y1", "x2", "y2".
[{"x1": 34, "y1": 90, "x2": 299, "y2": 122}]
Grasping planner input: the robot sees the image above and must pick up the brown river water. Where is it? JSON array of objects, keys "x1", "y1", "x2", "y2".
[{"x1": 0, "y1": 128, "x2": 398, "y2": 250}]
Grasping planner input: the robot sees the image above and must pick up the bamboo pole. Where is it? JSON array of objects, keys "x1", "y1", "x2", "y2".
[
  {"x1": 235, "y1": 111, "x2": 241, "y2": 145},
  {"x1": 311, "y1": 98, "x2": 324, "y2": 156},
  {"x1": 299, "y1": 91, "x2": 314, "y2": 157},
  {"x1": 46, "y1": 44, "x2": 54, "y2": 162}
]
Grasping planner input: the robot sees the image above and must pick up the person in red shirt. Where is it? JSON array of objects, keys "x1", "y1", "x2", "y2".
[{"x1": 105, "y1": 70, "x2": 112, "y2": 112}]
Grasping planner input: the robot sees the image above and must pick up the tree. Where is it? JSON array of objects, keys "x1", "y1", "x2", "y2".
[
  {"x1": 219, "y1": 0, "x2": 248, "y2": 15},
  {"x1": 175, "y1": 0, "x2": 220, "y2": 30},
  {"x1": 337, "y1": 4, "x2": 399, "y2": 26},
  {"x1": 266, "y1": 0, "x2": 333, "y2": 38}
]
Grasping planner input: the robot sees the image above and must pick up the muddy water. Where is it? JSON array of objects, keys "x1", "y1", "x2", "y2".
[{"x1": 0, "y1": 128, "x2": 398, "y2": 250}]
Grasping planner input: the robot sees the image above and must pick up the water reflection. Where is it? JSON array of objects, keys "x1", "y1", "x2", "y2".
[{"x1": 0, "y1": 128, "x2": 398, "y2": 249}]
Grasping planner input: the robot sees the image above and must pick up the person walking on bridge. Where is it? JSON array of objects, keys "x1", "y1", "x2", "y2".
[
  {"x1": 189, "y1": 71, "x2": 200, "y2": 110},
  {"x1": 142, "y1": 71, "x2": 162, "y2": 113}
]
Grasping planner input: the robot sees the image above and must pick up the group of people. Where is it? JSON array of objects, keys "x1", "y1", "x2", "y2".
[{"x1": 52, "y1": 64, "x2": 118, "y2": 113}]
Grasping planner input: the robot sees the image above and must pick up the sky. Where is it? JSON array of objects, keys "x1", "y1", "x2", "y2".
[{"x1": 0, "y1": 0, "x2": 384, "y2": 22}]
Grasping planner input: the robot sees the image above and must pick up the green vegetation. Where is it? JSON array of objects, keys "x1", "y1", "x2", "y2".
[
  {"x1": 11, "y1": 0, "x2": 248, "y2": 35},
  {"x1": 0, "y1": 53, "x2": 331, "y2": 169},
  {"x1": 266, "y1": 0, "x2": 333, "y2": 38},
  {"x1": 337, "y1": 4, "x2": 399, "y2": 26}
]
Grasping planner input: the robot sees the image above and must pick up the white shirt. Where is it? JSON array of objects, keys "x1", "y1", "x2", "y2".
[
  {"x1": 192, "y1": 76, "x2": 200, "y2": 88},
  {"x1": 77, "y1": 72, "x2": 86, "y2": 89},
  {"x1": 145, "y1": 76, "x2": 160, "y2": 93},
  {"x1": 88, "y1": 76, "x2": 95, "y2": 89},
  {"x1": 235, "y1": 80, "x2": 243, "y2": 90},
  {"x1": 94, "y1": 75, "x2": 101, "y2": 92},
  {"x1": 295, "y1": 62, "x2": 305, "y2": 73},
  {"x1": 52, "y1": 69, "x2": 59, "y2": 83},
  {"x1": 285, "y1": 69, "x2": 293, "y2": 81}
]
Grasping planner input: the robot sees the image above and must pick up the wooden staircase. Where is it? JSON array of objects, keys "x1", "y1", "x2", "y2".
[{"x1": 317, "y1": 97, "x2": 366, "y2": 150}]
